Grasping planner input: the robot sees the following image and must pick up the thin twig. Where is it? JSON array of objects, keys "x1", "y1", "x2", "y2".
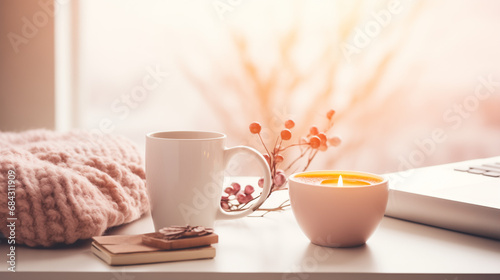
[
  {"x1": 303, "y1": 149, "x2": 319, "y2": 171},
  {"x1": 280, "y1": 142, "x2": 309, "y2": 152},
  {"x1": 258, "y1": 133, "x2": 271, "y2": 158},
  {"x1": 284, "y1": 146, "x2": 310, "y2": 171}
]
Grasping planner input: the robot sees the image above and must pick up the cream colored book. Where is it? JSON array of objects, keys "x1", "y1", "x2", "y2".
[{"x1": 91, "y1": 234, "x2": 216, "y2": 266}]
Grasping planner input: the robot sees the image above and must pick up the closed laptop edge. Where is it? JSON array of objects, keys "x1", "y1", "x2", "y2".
[{"x1": 384, "y1": 156, "x2": 500, "y2": 240}]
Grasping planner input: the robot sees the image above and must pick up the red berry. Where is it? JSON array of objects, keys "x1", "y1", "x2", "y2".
[
  {"x1": 284, "y1": 119, "x2": 295, "y2": 129},
  {"x1": 249, "y1": 122, "x2": 262, "y2": 134},
  {"x1": 237, "y1": 193, "x2": 251, "y2": 204},
  {"x1": 236, "y1": 193, "x2": 245, "y2": 203},
  {"x1": 258, "y1": 178, "x2": 264, "y2": 188},
  {"x1": 326, "y1": 109, "x2": 336, "y2": 120},
  {"x1": 244, "y1": 185, "x2": 255, "y2": 195},
  {"x1": 319, "y1": 143, "x2": 328, "y2": 151},
  {"x1": 309, "y1": 126, "x2": 319, "y2": 135},
  {"x1": 221, "y1": 201, "x2": 230, "y2": 210},
  {"x1": 275, "y1": 154, "x2": 284, "y2": 163},
  {"x1": 328, "y1": 136, "x2": 342, "y2": 147},
  {"x1": 318, "y1": 132, "x2": 327, "y2": 144},
  {"x1": 280, "y1": 129, "x2": 292, "y2": 140},
  {"x1": 309, "y1": 136, "x2": 321, "y2": 149},
  {"x1": 221, "y1": 195, "x2": 229, "y2": 201},
  {"x1": 224, "y1": 187, "x2": 235, "y2": 195},
  {"x1": 273, "y1": 172, "x2": 287, "y2": 188},
  {"x1": 231, "y1": 182, "x2": 241, "y2": 193},
  {"x1": 263, "y1": 154, "x2": 271, "y2": 167}
]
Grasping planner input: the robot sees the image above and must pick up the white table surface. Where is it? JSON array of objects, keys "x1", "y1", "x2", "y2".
[{"x1": 1, "y1": 208, "x2": 500, "y2": 280}]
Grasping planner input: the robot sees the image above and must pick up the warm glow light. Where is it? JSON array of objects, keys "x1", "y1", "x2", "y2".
[{"x1": 319, "y1": 174, "x2": 372, "y2": 187}]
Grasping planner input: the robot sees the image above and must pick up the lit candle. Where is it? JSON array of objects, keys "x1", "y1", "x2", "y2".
[
  {"x1": 319, "y1": 174, "x2": 372, "y2": 187},
  {"x1": 289, "y1": 170, "x2": 389, "y2": 247},
  {"x1": 292, "y1": 171, "x2": 380, "y2": 187}
]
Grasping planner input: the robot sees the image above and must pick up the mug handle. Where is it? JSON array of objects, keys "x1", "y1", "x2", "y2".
[{"x1": 216, "y1": 146, "x2": 272, "y2": 220}]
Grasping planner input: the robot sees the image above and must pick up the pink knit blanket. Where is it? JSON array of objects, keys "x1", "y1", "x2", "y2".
[{"x1": 0, "y1": 130, "x2": 149, "y2": 247}]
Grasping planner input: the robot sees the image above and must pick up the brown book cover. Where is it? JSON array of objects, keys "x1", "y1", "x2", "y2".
[
  {"x1": 142, "y1": 232, "x2": 219, "y2": 250},
  {"x1": 91, "y1": 234, "x2": 216, "y2": 266}
]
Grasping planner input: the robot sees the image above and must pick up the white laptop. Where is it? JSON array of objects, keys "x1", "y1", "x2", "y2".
[{"x1": 385, "y1": 156, "x2": 500, "y2": 240}]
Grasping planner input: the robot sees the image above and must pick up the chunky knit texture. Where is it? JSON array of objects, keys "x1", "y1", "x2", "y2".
[{"x1": 0, "y1": 130, "x2": 149, "y2": 247}]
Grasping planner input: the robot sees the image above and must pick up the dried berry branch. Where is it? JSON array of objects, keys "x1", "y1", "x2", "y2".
[{"x1": 221, "y1": 110, "x2": 341, "y2": 215}]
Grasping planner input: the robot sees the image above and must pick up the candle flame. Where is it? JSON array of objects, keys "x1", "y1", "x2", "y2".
[{"x1": 338, "y1": 175, "x2": 343, "y2": 187}]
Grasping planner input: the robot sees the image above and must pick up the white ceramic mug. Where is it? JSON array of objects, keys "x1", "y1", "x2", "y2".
[{"x1": 146, "y1": 131, "x2": 272, "y2": 230}]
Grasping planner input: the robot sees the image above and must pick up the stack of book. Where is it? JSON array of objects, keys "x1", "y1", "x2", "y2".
[{"x1": 91, "y1": 232, "x2": 218, "y2": 266}]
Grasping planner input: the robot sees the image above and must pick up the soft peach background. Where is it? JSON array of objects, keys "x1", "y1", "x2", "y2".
[{"x1": 76, "y1": 0, "x2": 500, "y2": 174}]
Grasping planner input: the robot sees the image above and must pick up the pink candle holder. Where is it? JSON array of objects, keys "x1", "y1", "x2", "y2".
[{"x1": 288, "y1": 170, "x2": 389, "y2": 247}]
